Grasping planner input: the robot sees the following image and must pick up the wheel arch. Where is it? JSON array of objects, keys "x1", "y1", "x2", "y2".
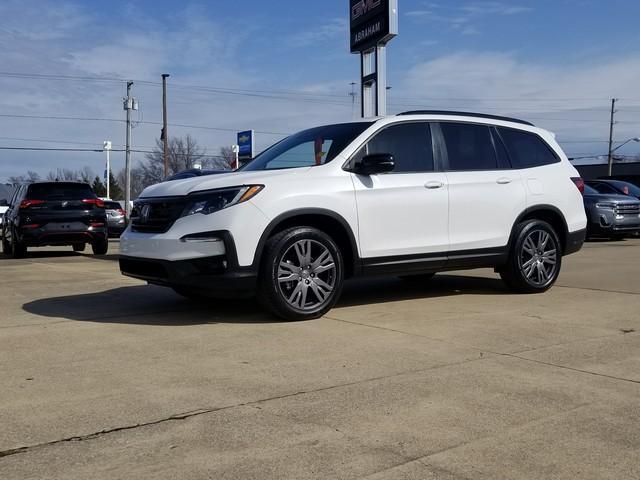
[
  {"x1": 510, "y1": 205, "x2": 569, "y2": 254},
  {"x1": 252, "y1": 208, "x2": 360, "y2": 278}
]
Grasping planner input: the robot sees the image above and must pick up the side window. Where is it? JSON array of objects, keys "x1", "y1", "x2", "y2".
[
  {"x1": 354, "y1": 122, "x2": 434, "y2": 173},
  {"x1": 440, "y1": 122, "x2": 499, "y2": 171},
  {"x1": 498, "y1": 127, "x2": 559, "y2": 169}
]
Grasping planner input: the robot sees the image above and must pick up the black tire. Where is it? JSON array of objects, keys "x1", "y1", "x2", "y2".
[
  {"x1": 2, "y1": 232, "x2": 11, "y2": 256},
  {"x1": 72, "y1": 243, "x2": 86, "y2": 252},
  {"x1": 499, "y1": 220, "x2": 562, "y2": 293},
  {"x1": 11, "y1": 228, "x2": 26, "y2": 259},
  {"x1": 91, "y1": 238, "x2": 108, "y2": 255},
  {"x1": 257, "y1": 226, "x2": 344, "y2": 321},
  {"x1": 398, "y1": 273, "x2": 435, "y2": 282}
]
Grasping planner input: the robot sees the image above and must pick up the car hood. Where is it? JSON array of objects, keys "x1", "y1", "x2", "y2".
[
  {"x1": 584, "y1": 193, "x2": 640, "y2": 204},
  {"x1": 0, "y1": 206, "x2": 8, "y2": 214},
  {"x1": 138, "y1": 168, "x2": 311, "y2": 198}
]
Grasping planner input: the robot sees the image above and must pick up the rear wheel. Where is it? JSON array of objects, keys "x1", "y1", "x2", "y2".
[
  {"x1": 2, "y1": 232, "x2": 11, "y2": 255},
  {"x1": 11, "y1": 228, "x2": 26, "y2": 259},
  {"x1": 72, "y1": 243, "x2": 86, "y2": 252},
  {"x1": 91, "y1": 238, "x2": 108, "y2": 255},
  {"x1": 499, "y1": 220, "x2": 561, "y2": 293},
  {"x1": 257, "y1": 227, "x2": 344, "y2": 321}
]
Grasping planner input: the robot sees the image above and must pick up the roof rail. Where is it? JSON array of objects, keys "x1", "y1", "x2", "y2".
[{"x1": 396, "y1": 110, "x2": 534, "y2": 126}]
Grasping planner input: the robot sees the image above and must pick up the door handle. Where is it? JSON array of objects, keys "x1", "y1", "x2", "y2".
[
  {"x1": 425, "y1": 181, "x2": 444, "y2": 189},
  {"x1": 496, "y1": 177, "x2": 513, "y2": 184}
]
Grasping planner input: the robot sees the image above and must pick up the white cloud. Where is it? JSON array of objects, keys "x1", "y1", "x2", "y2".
[{"x1": 397, "y1": 52, "x2": 640, "y2": 154}]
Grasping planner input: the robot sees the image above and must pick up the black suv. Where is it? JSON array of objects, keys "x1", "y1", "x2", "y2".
[{"x1": 1, "y1": 182, "x2": 108, "y2": 258}]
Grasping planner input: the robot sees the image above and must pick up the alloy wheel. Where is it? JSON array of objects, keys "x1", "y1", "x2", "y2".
[
  {"x1": 277, "y1": 239, "x2": 337, "y2": 311},
  {"x1": 519, "y1": 229, "x2": 558, "y2": 287}
]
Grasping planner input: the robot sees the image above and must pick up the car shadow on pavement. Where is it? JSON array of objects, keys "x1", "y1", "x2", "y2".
[
  {"x1": 22, "y1": 274, "x2": 509, "y2": 325},
  {"x1": 0, "y1": 250, "x2": 81, "y2": 260}
]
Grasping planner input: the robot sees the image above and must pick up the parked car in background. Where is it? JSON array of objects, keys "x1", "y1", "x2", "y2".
[
  {"x1": 164, "y1": 169, "x2": 228, "y2": 182},
  {"x1": 120, "y1": 111, "x2": 587, "y2": 320},
  {"x1": 585, "y1": 179, "x2": 640, "y2": 200},
  {"x1": 583, "y1": 184, "x2": 640, "y2": 239},
  {"x1": 0, "y1": 198, "x2": 9, "y2": 228},
  {"x1": 2, "y1": 181, "x2": 108, "y2": 258},
  {"x1": 103, "y1": 200, "x2": 127, "y2": 237}
]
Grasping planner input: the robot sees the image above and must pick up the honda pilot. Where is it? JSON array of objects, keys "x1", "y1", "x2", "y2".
[{"x1": 120, "y1": 111, "x2": 587, "y2": 320}]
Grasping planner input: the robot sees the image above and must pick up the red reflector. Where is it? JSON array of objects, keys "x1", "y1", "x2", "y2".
[
  {"x1": 571, "y1": 177, "x2": 585, "y2": 195},
  {"x1": 83, "y1": 198, "x2": 105, "y2": 208},
  {"x1": 90, "y1": 222, "x2": 105, "y2": 227},
  {"x1": 19, "y1": 199, "x2": 45, "y2": 209},
  {"x1": 21, "y1": 224, "x2": 40, "y2": 229}
]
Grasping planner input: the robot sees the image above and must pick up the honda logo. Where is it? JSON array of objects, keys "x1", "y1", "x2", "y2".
[
  {"x1": 140, "y1": 204, "x2": 151, "y2": 223},
  {"x1": 351, "y1": 0, "x2": 382, "y2": 21}
]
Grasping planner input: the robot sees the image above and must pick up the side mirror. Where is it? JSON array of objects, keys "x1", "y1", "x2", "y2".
[
  {"x1": 353, "y1": 153, "x2": 395, "y2": 175},
  {"x1": 0, "y1": 199, "x2": 7, "y2": 206}
]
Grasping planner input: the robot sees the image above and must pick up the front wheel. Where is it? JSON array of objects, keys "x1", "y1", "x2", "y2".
[
  {"x1": 499, "y1": 220, "x2": 561, "y2": 293},
  {"x1": 11, "y1": 228, "x2": 26, "y2": 259},
  {"x1": 2, "y1": 232, "x2": 11, "y2": 256},
  {"x1": 91, "y1": 238, "x2": 108, "y2": 255},
  {"x1": 257, "y1": 227, "x2": 344, "y2": 321}
]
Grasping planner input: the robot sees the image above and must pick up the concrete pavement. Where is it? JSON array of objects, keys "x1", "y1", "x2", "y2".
[{"x1": 1, "y1": 239, "x2": 639, "y2": 479}]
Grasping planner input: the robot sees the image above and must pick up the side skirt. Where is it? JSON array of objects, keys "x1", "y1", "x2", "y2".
[{"x1": 360, "y1": 247, "x2": 508, "y2": 277}]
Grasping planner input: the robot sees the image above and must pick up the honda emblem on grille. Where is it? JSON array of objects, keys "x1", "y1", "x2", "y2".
[{"x1": 140, "y1": 204, "x2": 151, "y2": 223}]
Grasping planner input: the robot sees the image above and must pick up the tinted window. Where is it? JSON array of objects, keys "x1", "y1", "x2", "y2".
[
  {"x1": 354, "y1": 122, "x2": 434, "y2": 173},
  {"x1": 103, "y1": 201, "x2": 122, "y2": 209},
  {"x1": 26, "y1": 183, "x2": 95, "y2": 200},
  {"x1": 440, "y1": 122, "x2": 499, "y2": 171},
  {"x1": 243, "y1": 122, "x2": 372, "y2": 171},
  {"x1": 584, "y1": 185, "x2": 599, "y2": 195},
  {"x1": 498, "y1": 127, "x2": 559, "y2": 169},
  {"x1": 587, "y1": 182, "x2": 620, "y2": 195}
]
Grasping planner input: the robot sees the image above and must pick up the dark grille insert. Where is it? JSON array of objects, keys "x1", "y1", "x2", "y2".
[
  {"x1": 120, "y1": 258, "x2": 168, "y2": 280},
  {"x1": 131, "y1": 198, "x2": 186, "y2": 233}
]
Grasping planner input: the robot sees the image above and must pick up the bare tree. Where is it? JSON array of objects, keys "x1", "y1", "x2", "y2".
[
  {"x1": 8, "y1": 170, "x2": 40, "y2": 185},
  {"x1": 218, "y1": 146, "x2": 236, "y2": 169}
]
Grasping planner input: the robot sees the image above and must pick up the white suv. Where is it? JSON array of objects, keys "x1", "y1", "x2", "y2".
[{"x1": 120, "y1": 111, "x2": 587, "y2": 320}]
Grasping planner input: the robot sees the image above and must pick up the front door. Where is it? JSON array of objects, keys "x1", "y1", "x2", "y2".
[{"x1": 350, "y1": 122, "x2": 449, "y2": 270}]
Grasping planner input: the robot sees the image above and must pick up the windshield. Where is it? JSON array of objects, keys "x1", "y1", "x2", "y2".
[
  {"x1": 611, "y1": 181, "x2": 640, "y2": 196},
  {"x1": 242, "y1": 122, "x2": 372, "y2": 171},
  {"x1": 584, "y1": 185, "x2": 599, "y2": 195}
]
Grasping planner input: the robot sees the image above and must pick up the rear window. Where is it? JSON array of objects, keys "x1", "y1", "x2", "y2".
[
  {"x1": 26, "y1": 183, "x2": 96, "y2": 200},
  {"x1": 497, "y1": 128, "x2": 559, "y2": 169},
  {"x1": 103, "y1": 201, "x2": 122, "y2": 209}
]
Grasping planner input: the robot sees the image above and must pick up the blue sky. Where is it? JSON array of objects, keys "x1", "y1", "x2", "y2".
[{"x1": 1, "y1": 0, "x2": 640, "y2": 181}]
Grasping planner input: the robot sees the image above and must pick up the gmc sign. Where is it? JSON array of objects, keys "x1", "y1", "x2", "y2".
[{"x1": 349, "y1": 0, "x2": 397, "y2": 53}]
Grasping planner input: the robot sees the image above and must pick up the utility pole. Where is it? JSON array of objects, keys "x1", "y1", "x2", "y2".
[
  {"x1": 124, "y1": 81, "x2": 134, "y2": 217},
  {"x1": 607, "y1": 98, "x2": 618, "y2": 177},
  {"x1": 103, "y1": 140, "x2": 112, "y2": 199},
  {"x1": 161, "y1": 74, "x2": 170, "y2": 178}
]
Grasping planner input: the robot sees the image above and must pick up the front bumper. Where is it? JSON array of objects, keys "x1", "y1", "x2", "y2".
[{"x1": 119, "y1": 231, "x2": 257, "y2": 297}]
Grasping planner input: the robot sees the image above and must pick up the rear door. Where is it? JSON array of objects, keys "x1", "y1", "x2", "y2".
[
  {"x1": 350, "y1": 122, "x2": 449, "y2": 270},
  {"x1": 437, "y1": 121, "x2": 526, "y2": 252}
]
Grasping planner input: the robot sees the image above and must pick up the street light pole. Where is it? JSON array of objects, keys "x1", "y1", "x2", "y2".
[
  {"x1": 124, "y1": 81, "x2": 134, "y2": 217},
  {"x1": 161, "y1": 73, "x2": 170, "y2": 178},
  {"x1": 103, "y1": 140, "x2": 112, "y2": 199},
  {"x1": 607, "y1": 98, "x2": 618, "y2": 177}
]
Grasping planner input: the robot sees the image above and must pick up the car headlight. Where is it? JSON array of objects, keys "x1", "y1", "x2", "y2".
[
  {"x1": 181, "y1": 185, "x2": 264, "y2": 217},
  {"x1": 595, "y1": 202, "x2": 615, "y2": 209}
]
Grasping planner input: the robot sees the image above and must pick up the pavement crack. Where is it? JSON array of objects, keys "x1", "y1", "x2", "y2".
[{"x1": 0, "y1": 356, "x2": 488, "y2": 460}]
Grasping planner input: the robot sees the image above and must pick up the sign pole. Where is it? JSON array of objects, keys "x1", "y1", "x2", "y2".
[{"x1": 350, "y1": 0, "x2": 397, "y2": 118}]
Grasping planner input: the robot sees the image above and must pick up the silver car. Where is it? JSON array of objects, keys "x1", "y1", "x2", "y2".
[
  {"x1": 583, "y1": 185, "x2": 640, "y2": 239},
  {"x1": 103, "y1": 200, "x2": 127, "y2": 237}
]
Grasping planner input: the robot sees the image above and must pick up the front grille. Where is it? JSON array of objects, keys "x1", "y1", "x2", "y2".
[
  {"x1": 131, "y1": 198, "x2": 186, "y2": 233},
  {"x1": 615, "y1": 203, "x2": 640, "y2": 216}
]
